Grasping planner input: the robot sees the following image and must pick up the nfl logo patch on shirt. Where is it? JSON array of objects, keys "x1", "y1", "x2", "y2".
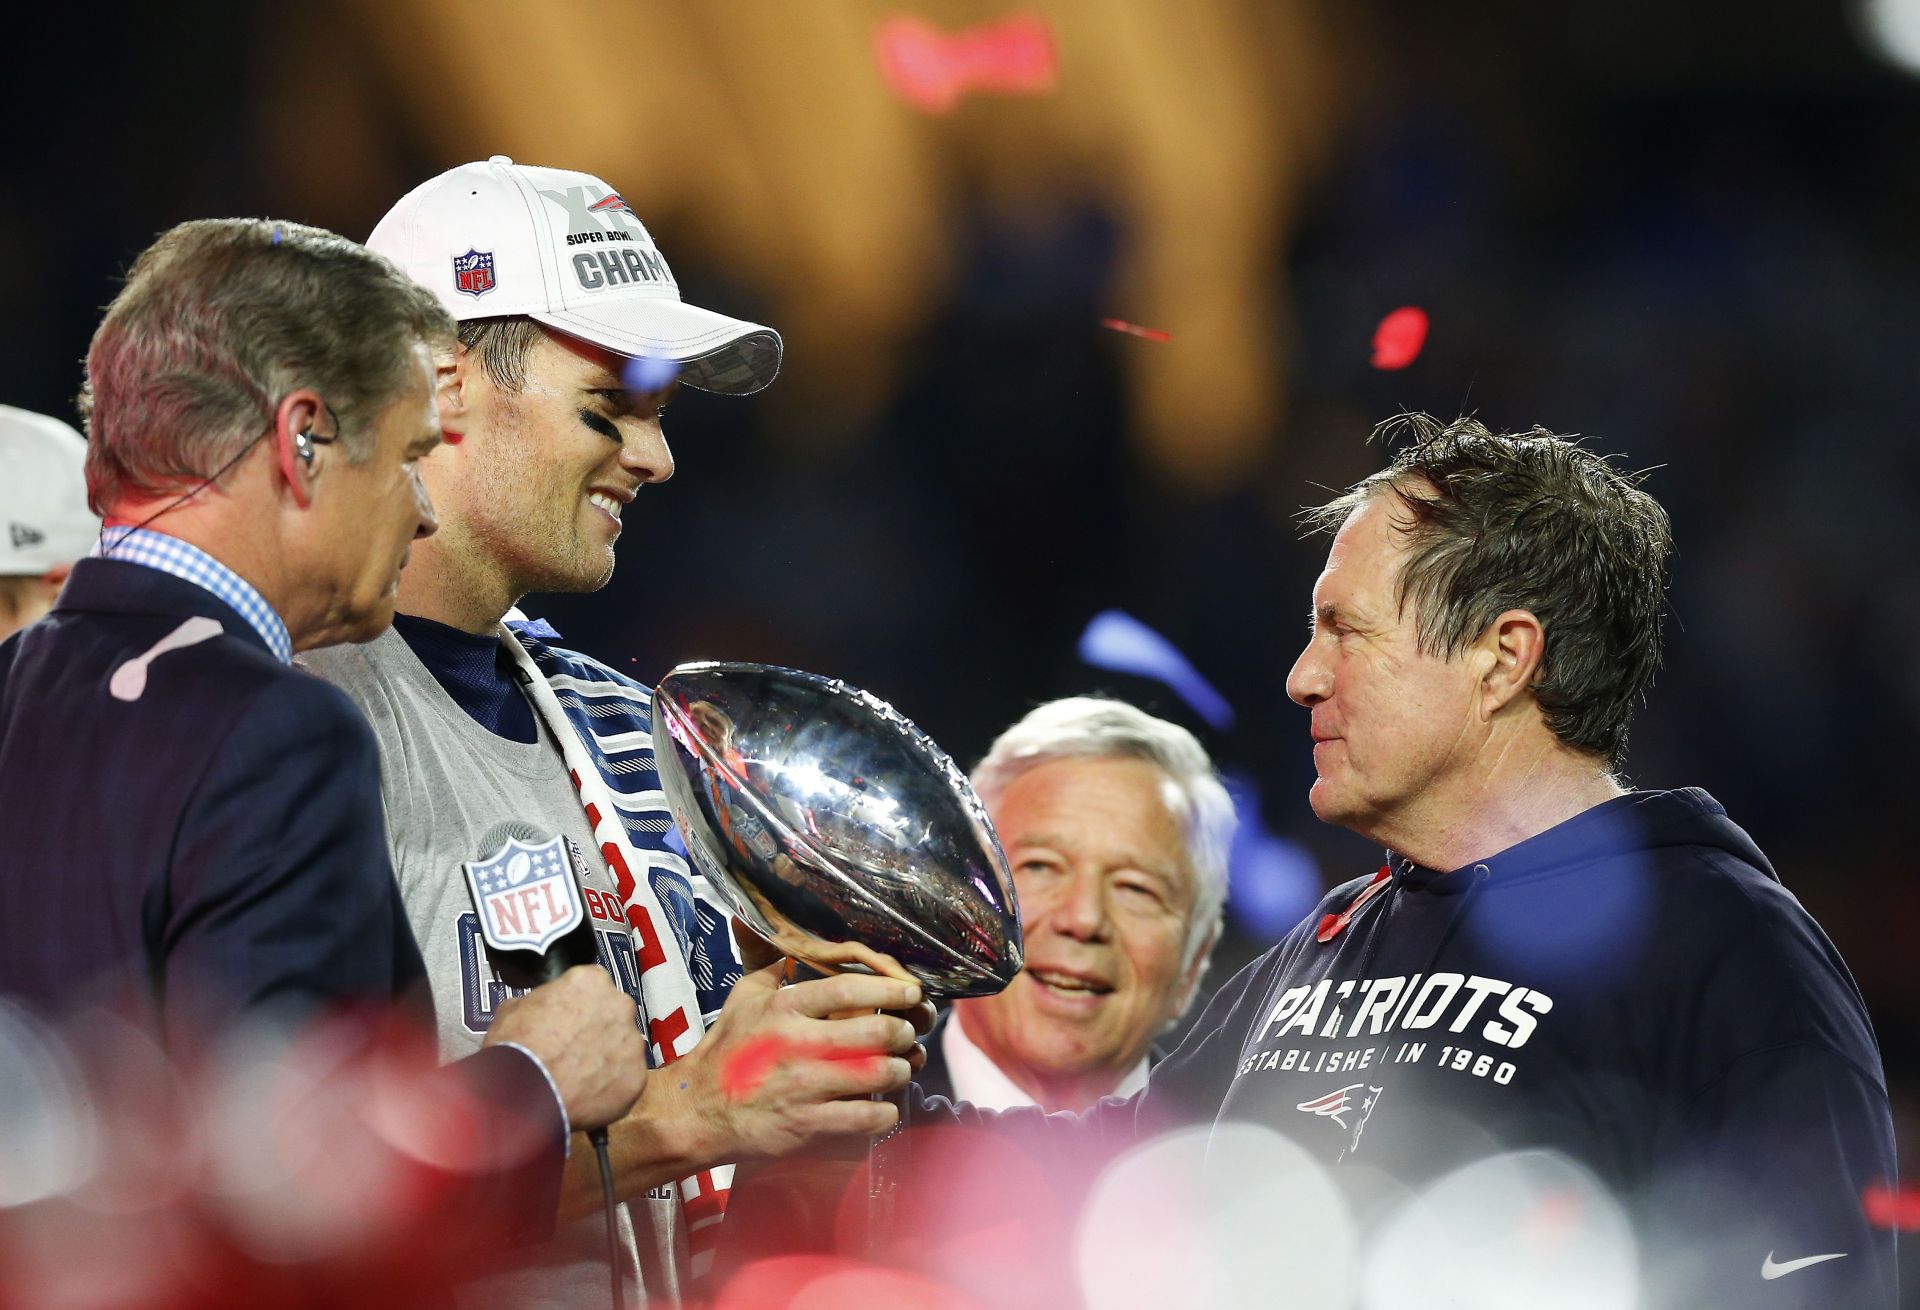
[
  {"x1": 463, "y1": 834, "x2": 584, "y2": 953},
  {"x1": 452, "y1": 248, "x2": 496, "y2": 297}
]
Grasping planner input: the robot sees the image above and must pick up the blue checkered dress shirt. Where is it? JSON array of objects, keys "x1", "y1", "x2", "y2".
[{"x1": 93, "y1": 526, "x2": 293, "y2": 664}]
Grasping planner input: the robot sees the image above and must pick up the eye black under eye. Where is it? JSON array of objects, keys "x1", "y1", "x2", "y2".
[{"x1": 577, "y1": 407, "x2": 621, "y2": 443}]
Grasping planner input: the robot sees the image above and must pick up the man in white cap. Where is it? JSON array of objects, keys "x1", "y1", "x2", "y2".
[
  {"x1": 0, "y1": 406, "x2": 98, "y2": 641},
  {"x1": 301, "y1": 159, "x2": 921, "y2": 1309}
]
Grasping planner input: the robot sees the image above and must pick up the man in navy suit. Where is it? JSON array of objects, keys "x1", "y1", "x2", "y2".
[{"x1": 0, "y1": 218, "x2": 647, "y2": 1245}]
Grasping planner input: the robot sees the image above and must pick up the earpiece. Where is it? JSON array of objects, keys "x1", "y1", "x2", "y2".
[{"x1": 295, "y1": 430, "x2": 315, "y2": 463}]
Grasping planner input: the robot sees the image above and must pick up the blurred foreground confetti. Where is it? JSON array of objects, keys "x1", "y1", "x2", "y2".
[
  {"x1": 1077, "y1": 1124, "x2": 1356, "y2": 1309},
  {"x1": 1099, "y1": 317, "x2": 1174, "y2": 344},
  {"x1": 874, "y1": 12, "x2": 1059, "y2": 115},
  {"x1": 1370, "y1": 306, "x2": 1429, "y2": 370},
  {"x1": 1221, "y1": 769, "x2": 1322, "y2": 936},
  {"x1": 1077, "y1": 609, "x2": 1232, "y2": 730},
  {"x1": 0, "y1": 1001, "x2": 536, "y2": 1310},
  {"x1": 1078, "y1": 610, "x2": 1323, "y2": 934},
  {"x1": 623, "y1": 353, "x2": 681, "y2": 394},
  {"x1": 1862, "y1": 1182, "x2": 1920, "y2": 1230},
  {"x1": 1362, "y1": 1150, "x2": 1637, "y2": 1310},
  {"x1": 716, "y1": 1255, "x2": 986, "y2": 1310},
  {"x1": 721, "y1": 1034, "x2": 891, "y2": 1101}
]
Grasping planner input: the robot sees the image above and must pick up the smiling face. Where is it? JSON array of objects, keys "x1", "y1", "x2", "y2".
[
  {"x1": 423, "y1": 326, "x2": 675, "y2": 618},
  {"x1": 956, "y1": 755, "x2": 1202, "y2": 1111},
  {"x1": 1284, "y1": 489, "x2": 1486, "y2": 846}
]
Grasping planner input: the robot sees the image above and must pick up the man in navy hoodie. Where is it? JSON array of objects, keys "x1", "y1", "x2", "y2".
[{"x1": 900, "y1": 413, "x2": 1896, "y2": 1308}]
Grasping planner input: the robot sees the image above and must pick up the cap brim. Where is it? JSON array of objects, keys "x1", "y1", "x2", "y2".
[{"x1": 529, "y1": 298, "x2": 782, "y2": 396}]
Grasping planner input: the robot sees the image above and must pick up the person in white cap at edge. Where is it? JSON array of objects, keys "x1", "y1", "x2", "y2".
[
  {"x1": 0, "y1": 406, "x2": 99, "y2": 641},
  {"x1": 299, "y1": 158, "x2": 928, "y2": 1310}
]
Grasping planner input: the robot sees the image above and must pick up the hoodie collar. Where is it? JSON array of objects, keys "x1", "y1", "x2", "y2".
[{"x1": 1387, "y1": 788, "x2": 1746, "y2": 896}]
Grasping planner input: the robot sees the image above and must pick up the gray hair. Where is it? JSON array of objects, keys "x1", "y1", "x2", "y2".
[
  {"x1": 1303, "y1": 413, "x2": 1672, "y2": 770},
  {"x1": 973, "y1": 697, "x2": 1235, "y2": 996},
  {"x1": 80, "y1": 218, "x2": 454, "y2": 514}
]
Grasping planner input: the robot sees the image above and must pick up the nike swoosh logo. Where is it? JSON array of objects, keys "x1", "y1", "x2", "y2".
[{"x1": 1761, "y1": 1251, "x2": 1847, "y2": 1280}]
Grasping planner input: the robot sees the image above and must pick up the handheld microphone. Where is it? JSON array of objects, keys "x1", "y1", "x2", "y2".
[
  {"x1": 463, "y1": 821, "x2": 626, "y2": 1310},
  {"x1": 462, "y1": 821, "x2": 599, "y2": 990}
]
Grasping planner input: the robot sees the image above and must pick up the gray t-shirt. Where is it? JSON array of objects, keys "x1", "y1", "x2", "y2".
[{"x1": 301, "y1": 628, "x2": 683, "y2": 1309}]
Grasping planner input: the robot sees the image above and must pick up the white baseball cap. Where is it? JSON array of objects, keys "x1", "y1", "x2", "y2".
[
  {"x1": 0, "y1": 405, "x2": 98, "y2": 577},
  {"x1": 369, "y1": 156, "x2": 781, "y2": 395}
]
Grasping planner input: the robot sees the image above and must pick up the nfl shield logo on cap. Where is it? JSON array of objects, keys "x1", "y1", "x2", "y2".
[
  {"x1": 452, "y1": 248, "x2": 496, "y2": 298},
  {"x1": 463, "y1": 834, "x2": 585, "y2": 953}
]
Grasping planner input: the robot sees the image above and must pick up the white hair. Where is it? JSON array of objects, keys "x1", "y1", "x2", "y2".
[{"x1": 972, "y1": 697, "x2": 1235, "y2": 1006}]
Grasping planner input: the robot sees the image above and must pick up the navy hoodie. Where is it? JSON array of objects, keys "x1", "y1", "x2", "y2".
[{"x1": 907, "y1": 788, "x2": 1897, "y2": 1307}]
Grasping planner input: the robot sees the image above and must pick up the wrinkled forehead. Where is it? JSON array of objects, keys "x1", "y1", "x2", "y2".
[
  {"x1": 994, "y1": 752, "x2": 1185, "y2": 829},
  {"x1": 1315, "y1": 484, "x2": 1426, "y2": 608}
]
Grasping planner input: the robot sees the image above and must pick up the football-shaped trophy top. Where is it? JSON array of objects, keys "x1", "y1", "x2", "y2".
[{"x1": 651, "y1": 662, "x2": 1023, "y2": 998}]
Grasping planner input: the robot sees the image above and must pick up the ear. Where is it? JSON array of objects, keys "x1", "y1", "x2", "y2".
[
  {"x1": 269, "y1": 388, "x2": 326, "y2": 510},
  {"x1": 1476, "y1": 608, "x2": 1547, "y2": 720},
  {"x1": 435, "y1": 342, "x2": 472, "y2": 444}
]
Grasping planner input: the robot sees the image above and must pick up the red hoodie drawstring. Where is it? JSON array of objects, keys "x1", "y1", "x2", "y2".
[{"x1": 1317, "y1": 865, "x2": 1392, "y2": 943}]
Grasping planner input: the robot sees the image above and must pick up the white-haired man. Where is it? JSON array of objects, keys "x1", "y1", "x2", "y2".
[
  {"x1": 918, "y1": 697, "x2": 1233, "y2": 1112},
  {"x1": 0, "y1": 406, "x2": 97, "y2": 641}
]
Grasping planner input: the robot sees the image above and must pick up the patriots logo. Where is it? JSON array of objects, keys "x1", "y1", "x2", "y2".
[
  {"x1": 1296, "y1": 1083, "x2": 1384, "y2": 1159},
  {"x1": 588, "y1": 193, "x2": 633, "y2": 214}
]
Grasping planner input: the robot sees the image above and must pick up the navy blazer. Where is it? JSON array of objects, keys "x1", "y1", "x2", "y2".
[
  {"x1": 0, "y1": 558, "x2": 423, "y2": 1038},
  {"x1": 0, "y1": 558, "x2": 563, "y2": 1244}
]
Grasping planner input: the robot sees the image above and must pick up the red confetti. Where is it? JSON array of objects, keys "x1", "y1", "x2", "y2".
[
  {"x1": 1522, "y1": 1187, "x2": 1586, "y2": 1244},
  {"x1": 715, "y1": 1255, "x2": 987, "y2": 1310},
  {"x1": 0, "y1": 1007, "x2": 538, "y2": 1308},
  {"x1": 1863, "y1": 1182, "x2": 1920, "y2": 1230},
  {"x1": 1371, "y1": 306, "x2": 1429, "y2": 370},
  {"x1": 874, "y1": 13, "x2": 1058, "y2": 116},
  {"x1": 1100, "y1": 317, "x2": 1173, "y2": 344},
  {"x1": 720, "y1": 1035, "x2": 888, "y2": 1100}
]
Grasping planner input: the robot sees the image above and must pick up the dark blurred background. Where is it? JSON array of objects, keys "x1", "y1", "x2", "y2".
[{"x1": 6, "y1": 0, "x2": 1918, "y2": 1258}]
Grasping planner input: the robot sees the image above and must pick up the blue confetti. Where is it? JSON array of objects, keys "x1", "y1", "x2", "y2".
[
  {"x1": 1221, "y1": 770, "x2": 1321, "y2": 937},
  {"x1": 271, "y1": 225, "x2": 284, "y2": 246},
  {"x1": 622, "y1": 354, "x2": 680, "y2": 393},
  {"x1": 1077, "y1": 609, "x2": 1235, "y2": 730}
]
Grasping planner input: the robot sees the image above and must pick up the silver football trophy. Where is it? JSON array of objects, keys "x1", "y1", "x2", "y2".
[
  {"x1": 650, "y1": 661, "x2": 1023, "y2": 996},
  {"x1": 652, "y1": 662, "x2": 1023, "y2": 1249}
]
